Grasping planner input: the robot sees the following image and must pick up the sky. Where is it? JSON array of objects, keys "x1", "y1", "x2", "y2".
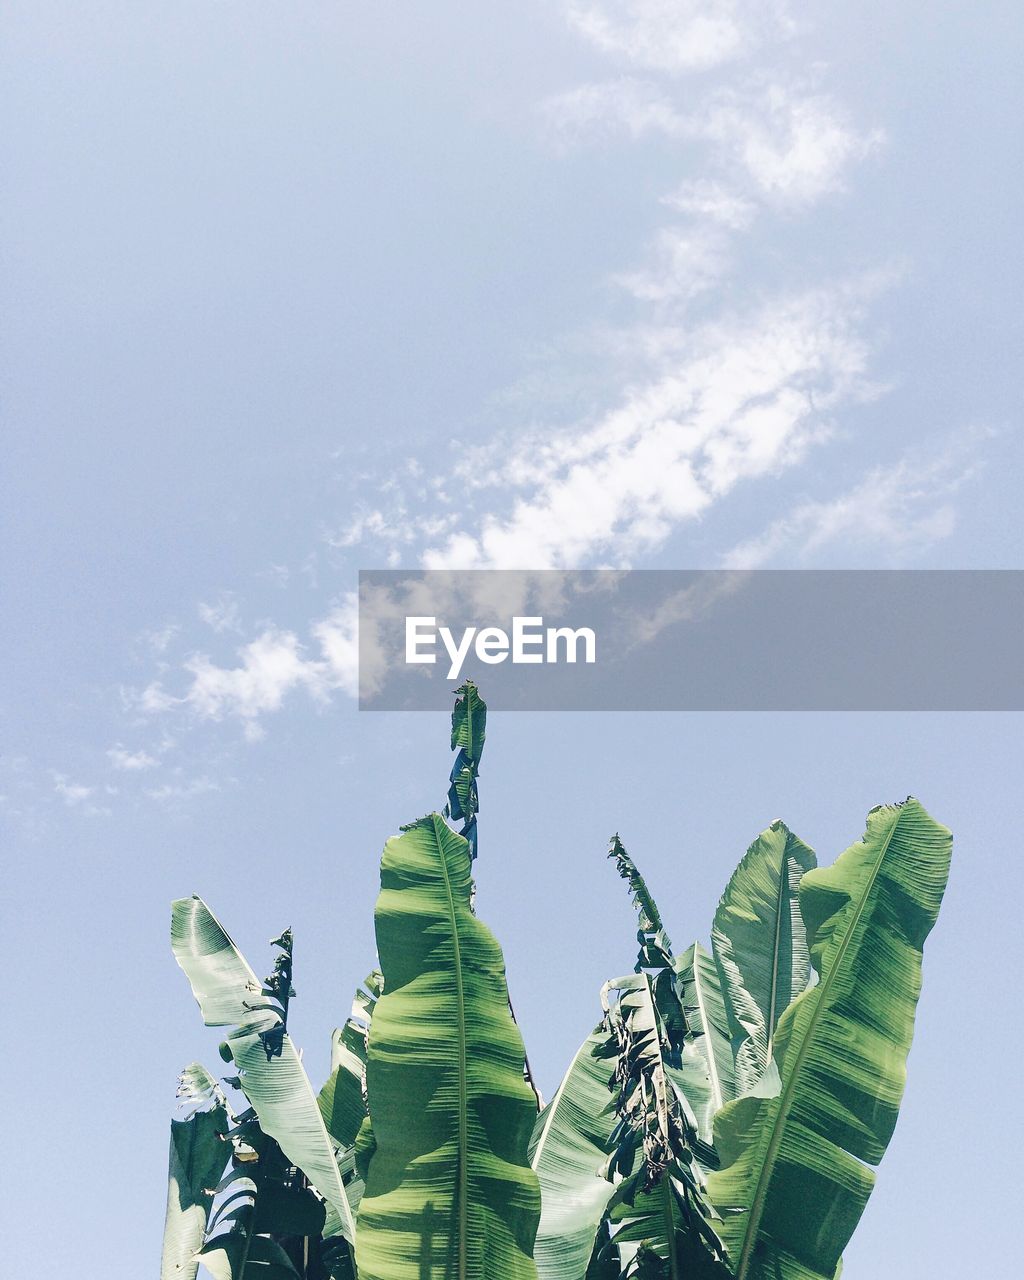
[{"x1": 2, "y1": 2, "x2": 1023, "y2": 1276}]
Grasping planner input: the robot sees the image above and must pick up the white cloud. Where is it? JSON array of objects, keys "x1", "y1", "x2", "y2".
[
  {"x1": 661, "y1": 178, "x2": 756, "y2": 229},
  {"x1": 145, "y1": 775, "x2": 221, "y2": 804},
  {"x1": 565, "y1": 1, "x2": 792, "y2": 72},
  {"x1": 138, "y1": 596, "x2": 362, "y2": 734},
  {"x1": 140, "y1": 623, "x2": 179, "y2": 654},
  {"x1": 53, "y1": 775, "x2": 93, "y2": 806},
  {"x1": 258, "y1": 563, "x2": 292, "y2": 588},
  {"x1": 700, "y1": 82, "x2": 884, "y2": 205},
  {"x1": 422, "y1": 284, "x2": 874, "y2": 570},
  {"x1": 545, "y1": 77, "x2": 687, "y2": 142},
  {"x1": 107, "y1": 745, "x2": 158, "y2": 771},
  {"x1": 312, "y1": 596, "x2": 361, "y2": 699},
  {"x1": 324, "y1": 505, "x2": 458, "y2": 564},
  {"x1": 546, "y1": 78, "x2": 880, "y2": 208},
  {"x1": 181, "y1": 630, "x2": 327, "y2": 724},
  {"x1": 146, "y1": 393, "x2": 973, "y2": 733},
  {"x1": 198, "y1": 596, "x2": 242, "y2": 634},
  {"x1": 137, "y1": 681, "x2": 180, "y2": 714},
  {"x1": 127, "y1": 6, "x2": 907, "y2": 742},
  {"x1": 614, "y1": 225, "x2": 733, "y2": 302},
  {"x1": 325, "y1": 509, "x2": 391, "y2": 549},
  {"x1": 51, "y1": 774, "x2": 111, "y2": 816},
  {"x1": 723, "y1": 428, "x2": 992, "y2": 568}
]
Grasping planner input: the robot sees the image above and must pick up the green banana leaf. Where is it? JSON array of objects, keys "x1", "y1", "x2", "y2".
[
  {"x1": 355, "y1": 813, "x2": 540, "y2": 1280},
  {"x1": 672, "y1": 943, "x2": 736, "y2": 1145},
  {"x1": 529, "y1": 1027, "x2": 618, "y2": 1280},
  {"x1": 447, "y1": 680, "x2": 486, "y2": 856},
  {"x1": 160, "y1": 1063, "x2": 230, "y2": 1280},
  {"x1": 318, "y1": 970, "x2": 381, "y2": 1151},
  {"x1": 171, "y1": 896, "x2": 358, "y2": 1246},
  {"x1": 450, "y1": 679, "x2": 486, "y2": 766},
  {"x1": 706, "y1": 799, "x2": 951, "y2": 1280},
  {"x1": 197, "y1": 1114, "x2": 327, "y2": 1280},
  {"x1": 584, "y1": 1219, "x2": 618, "y2": 1280},
  {"x1": 601, "y1": 837, "x2": 726, "y2": 1277},
  {"x1": 711, "y1": 821, "x2": 816, "y2": 1093},
  {"x1": 600, "y1": 971, "x2": 725, "y2": 1280},
  {"x1": 198, "y1": 1230, "x2": 301, "y2": 1280},
  {"x1": 606, "y1": 1178, "x2": 727, "y2": 1280},
  {"x1": 607, "y1": 835, "x2": 675, "y2": 971},
  {"x1": 317, "y1": 969, "x2": 383, "y2": 1230}
]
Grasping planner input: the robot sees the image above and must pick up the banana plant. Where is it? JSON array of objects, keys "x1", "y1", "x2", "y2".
[
  {"x1": 162, "y1": 682, "x2": 951, "y2": 1280},
  {"x1": 706, "y1": 800, "x2": 951, "y2": 1280},
  {"x1": 528, "y1": 814, "x2": 947, "y2": 1280}
]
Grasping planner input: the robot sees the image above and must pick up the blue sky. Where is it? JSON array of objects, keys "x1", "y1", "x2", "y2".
[{"x1": 2, "y1": 2, "x2": 1022, "y2": 1276}]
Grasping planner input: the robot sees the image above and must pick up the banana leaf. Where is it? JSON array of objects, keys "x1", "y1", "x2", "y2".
[
  {"x1": 198, "y1": 1230, "x2": 301, "y2": 1280},
  {"x1": 160, "y1": 1063, "x2": 230, "y2": 1280},
  {"x1": 706, "y1": 800, "x2": 951, "y2": 1280},
  {"x1": 318, "y1": 970, "x2": 381, "y2": 1151},
  {"x1": 600, "y1": 971, "x2": 726, "y2": 1280},
  {"x1": 672, "y1": 943, "x2": 736, "y2": 1146},
  {"x1": 711, "y1": 821, "x2": 816, "y2": 1093},
  {"x1": 607, "y1": 836, "x2": 674, "y2": 972},
  {"x1": 171, "y1": 896, "x2": 358, "y2": 1246},
  {"x1": 355, "y1": 813, "x2": 540, "y2": 1280},
  {"x1": 446, "y1": 680, "x2": 486, "y2": 857},
  {"x1": 197, "y1": 1112, "x2": 326, "y2": 1280},
  {"x1": 606, "y1": 1175, "x2": 728, "y2": 1280},
  {"x1": 529, "y1": 1027, "x2": 619, "y2": 1280}
]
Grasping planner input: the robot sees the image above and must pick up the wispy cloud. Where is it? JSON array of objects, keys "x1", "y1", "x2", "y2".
[
  {"x1": 545, "y1": 77, "x2": 688, "y2": 142},
  {"x1": 699, "y1": 80, "x2": 883, "y2": 205},
  {"x1": 545, "y1": 76, "x2": 880, "y2": 208},
  {"x1": 145, "y1": 775, "x2": 221, "y2": 805},
  {"x1": 52, "y1": 773, "x2": 111, "y2": 817},
  {"x1": 53, "y1": 775, "x2": 93, "y2": 806},
  {"x1": 128, "y1": 281, "x2": 876, "y2": 734},
  {"x1": 421, "y1": 284, "x2": 876, "y2": 569},
  {"x1": 565, "y1": 0, "x2": 792, "y2": 73},
  {"x1": 137, "y1": 597, "x2": 361, "y2": 737},
  {"x1": 198, "y1": 595, "x2": 243, "y2": 635},
  {"x1": 107, "y1": 745, "x2": 158, "y2": 771},
  {"x1": 613, "y1": 224, "x2": 733, "y2": 302},
  {"x1": 661, "y1": 178, "x2": 756, "y2": 229},
  {"x1": 123, "y1": 2, "x2": 973, "y2": 746},
  {"x1": 723, "y1": 427, "x2": 994, "y2": 568}
]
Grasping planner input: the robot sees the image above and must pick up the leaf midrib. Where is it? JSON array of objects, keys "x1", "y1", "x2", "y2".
[
  {"x1": 432, "y1": 815, "x2": 469, "y2": 1280},
  {"x1": 734, "y1": 808, "x2": 904, "y2": 1280},
  {"x1": 765, "y1": 835, "x2": 787, "y2": 1065},
  {"x1": 465, "y1": 690, "x2": 475, "y2": 761},
  {"x1": 661, "y1": 1178, "x2": 681, "y2": 1280},
  {"x1": 690, "y1": 951, "x2": 724, "y2": 1114}
]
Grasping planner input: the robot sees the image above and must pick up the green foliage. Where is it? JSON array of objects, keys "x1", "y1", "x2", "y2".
[
  {"x1": 355, "y1": 814, "x2": 541, "y2": 1280},
  {"x1": 671, "y1": 943, "x2": 735, "y2": 1145},
  {"x1": 706, "y1": 800, "x2": 951, "y2": 1280},
  {"x1": 599, "y1": 836, "x2": 726, "y2": 1280},
  {"x1": 317, "y1": 971, "x2": 381, "y2": 1155},
  {"x1": 165, "y1": 687, "x2": 950, "y2": 1280},
  {"x1": 160, "y1": 1064, "x2": 230, "y2": 1280},
  {"x1": 711, "y1": 822, "x2": 816, "y2": 1093},
  {"x1": 171, "y1": 898, "x2": 358, "y2": 1252},
  {"x1": 446, "y1": 680, "x2": 486, "y2": 858},
  {"x1": 529, "y1": 1027, "x2": 619, "y2": 1280}
]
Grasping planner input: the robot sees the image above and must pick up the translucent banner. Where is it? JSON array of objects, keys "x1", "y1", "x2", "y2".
[{"x1": 358, "y1": 569, "x2": 1024, "y2": 711}]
